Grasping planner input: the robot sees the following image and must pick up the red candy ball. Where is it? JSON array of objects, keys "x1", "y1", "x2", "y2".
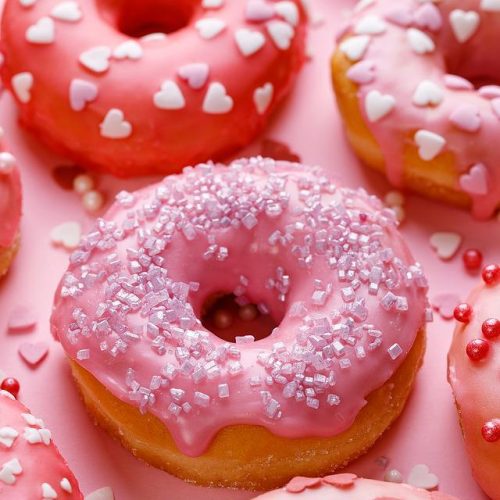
[
  {"x1": 466, "y1": 339, "x2": 490, "y2": 361},
  {"x1": 482, "y1": 419, "x2": 500, "y2": 442},
  {"x1": 1, "y1": 377, "x2": 20, "y2": 398},
  {"x1": 462, "y1": 249, "x2": 483, "y2": 271},
  {"x1": 482, "y1": 264, "x2": 500, "y2": 286},
  {"x1": 482, "y1": 318, "x2": 500, "y2": 339},
  {"x1": 454, "y1": 303, "x2": 473, "y2": 323}
]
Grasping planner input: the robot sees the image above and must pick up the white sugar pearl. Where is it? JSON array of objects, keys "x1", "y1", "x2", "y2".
[
  {"x1": 0, "y1": 152, "x2": 16, "y2": 174},
  {"x1": 239, "y1": 304, "x2": 258, "y2": 321},
  {"x1": 384, "y1": 190, "x2": 405, "y2": 207},
  {"x1": 392, "y1": 205, "x2": 406, "y2": 223},
  {"x1": 82, "y1": 190, "x2": 104, "y2": 213},
  {"x1": 73, "y1": 174, "x2": 94, "y2": 194},
  {"x1": 214, "y1": 310, "x2": 233, "y2": 329},
  {"x1": 384, "y1": 469, "x2": 403, "y2": 483}
]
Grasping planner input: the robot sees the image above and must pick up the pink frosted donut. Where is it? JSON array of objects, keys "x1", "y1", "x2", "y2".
[
  {"x1": 332, "y1": 0, "x2": 500, "y2": 218},
  {"x1": 0, "y1": 0, "x2": 306, "y2": 177},
  {"x1": 448, "y1": 264, "x2": 500, "y2": 500},
  {"x1": 51, "y1": 157, "x2": 430, "y2": 488},
  {"x1": 253, "y1": 473, "x2": 458, "y2": 499},
  {"x1": 0, "y1": 389, "x2": 82, "y2": 499}
]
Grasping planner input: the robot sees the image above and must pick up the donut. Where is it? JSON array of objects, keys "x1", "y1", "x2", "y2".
[
  {"x1": 50, "y1": 157, "x2": 430, "y2": 489},
  {"x1": 253, "y1": 473, "x2": 458, "y2": 499},
  {"x1": 0, "y1": 0, "x2": 307, "y2": 177},
  {"x1": 331, "y1": 0, "x2": 500, "y2": 219},
  {"x1": 0, "y1": 134, "x2": 22, "y2": 277},
  {"x1": 448, "y1": 264, "x2": 500, "y2": 500},
  {"x1": 0, "y1": 389, "x2": 82, "y2": 499}
]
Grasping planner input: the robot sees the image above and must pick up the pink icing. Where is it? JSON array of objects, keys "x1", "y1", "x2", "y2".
[
  {"x1": 50, "y1": 158, "x2": 429, "y2": 457},
  {"x1": 0, "y1": 0, "x2": 306, "y2": 177},
  {"x1": 0, "y1": 390, "x2": 82, "y2": 499},
  {"x1": 448, "y1": 278, "x2": 500, "y2": 500},
  {"x1": 338, "y1": 0, "x2": 500, "y2": 219}
]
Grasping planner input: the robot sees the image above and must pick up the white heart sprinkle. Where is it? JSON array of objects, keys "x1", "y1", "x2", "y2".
[
  {"x1": 415, "y1": 129, "x2": 446, "y2": 160},
  {"x1": 100, "y1": 109, "x2": 132, "y2": 139},
  {"x1": 50, "y1": 221, "x2": 82, "y2": 249},
  {"x1": 203, "y1": 82, "x2": 233, "y2": 114},
  {"x1": 26, "y1": 17, "x2": 55, "y2": 44},
  {"x1": 0, "y1": 427, "x2": 18, "y2": 448},
  {"x1": 449, "y1": 10, "x2": 480, "y2": 43},
  {"x1": 113, "y1": 40, "x2": 143, "y2": 60},
  {"x1": 365, "y1": 90, "x2": 395, "y2": 122},
  {"x1": 12, "y1": 72, "x2": 33, "y2": 103},
  {"x1": 235, "y1": 29, "x2": 266, "y2": 57},
  {"x1": 60, "y1": 478, "x2": 72, "y2": 493},
  {"x1": 0, "y1": 458, "x2": 22, "y2": 485},
  {"x1": 275, "y1": 1, "x2": 299, "y2": 26},
  {"x1": 141, "y1": 33, "x2": 167, "y2": 42},
  {"x1": 339, "y1": 35, "x2": 370, "y2": 61},
  {"x1": 481, "y1": 0, "x2": 500, "y2": 11},
  {"x1": 19, "y1": 0, "x2": 37, "y2": 7},
  {"x1": 0, "y1": 152, "x2": 16, "y2": 174},
  {"x1": 202, "y1": 0, "x2": 223, "y2": 8},
  {"x1": 79, "y1": 46, "x2": 111, "y2": 73},
  {"x1": 153, "y1": 80, "x2": 186, "y2": 110},
  {"x1": 354, "y1": 15, "x2": 387, "y2": 35},
  {"x1": 406, "y1": 28, "x2": 435, "y2": 54},
  {"x1": 412, "y1": 80, "x2": 444, "y2": 107},
  {"x1": 195, "y1": 18, "x2": 226, "y2": 40},
  {"x1": 267, "y1": 20, "x2": 295, "y2": 50},
  {"x1": 84, "y1": 487, "x2": 114, "y2": 500},
  {"x1": 254, "y1": 83, "x2": 273, "y2": 114},
  {"x1": 407, "y1": 464, "x2": 440, "y2": 490},
  {"x1": 51, "y1": 1, "x2": 82, "y2": 22},
  {"x1": 42, "y1": 483, "x2": 58, "y2": 499}
]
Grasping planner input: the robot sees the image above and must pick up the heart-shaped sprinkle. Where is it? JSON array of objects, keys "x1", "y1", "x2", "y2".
[
  {"x1": 11, "y1": 72, "x2": 33, "y2": 103},
  {"x1": 19, "y1": 0, "x2": 37, "y2": 7},
  {"x1": 407, "y1": 464, "x2": 439, "y2": 490},
  {"x1": 18, "y1": 342, "x2": 49, "y2": 367},
  {"x1": 69, "y1": 79, "x2": 98, "y2": 111},
  {"x1": 7, "y1": 305, "x2": 38, "y2": 331},
  {"x1": 195, "y1": 18, "x2": 226, "y2": 39},
  {"x1": 141, "y1": 33, "x2": 167, "y2": 42},
  {"x1": 365, "y1": 90, "x2": 396, "y2": 122},
  {"x1": 491, "y1": 98, "x2": 500, "y2": 119},
  {"x1": 0, "y1": 427, "x2": 19, "y2": 448},
  {"x1": 450, "y1": 105, "x2": 481, "y2": 132},
  {"x1": 478, "y1": 85, "x2": 500, "y2": 99},
  {"x1": 245, "y1": 0, "x2": 275, "y2": 22},
  {"x1": 261, "y1": 139, "x2": 301, "y2": 162},
  {"x1": 0, "y1": 152, "x2": 16, "y2": 175},
  {"x1": 202, "y1": 0, "x2": 223, "y2": 9},
  {"x1": 79, "y1": 46, "x2": 111, "y2": 73},
  {"x1": 25, "y1": 17, "x2": 55, "y2": 44},
  {"x1": 406, "y1": 28, "x2": 435, "y2": 54},
  {"x1": 254, "y1": 83, "x2": 273, "y2": 114},
  {"x1": 286, "y1": 477, "x2": 321, "y2": 493},
  {"x1": 203, "y1": 82, "x2": 233, "y2": 114},
  {"x1": 51, "y1": 1, "x2": 82, "y2": 22},
  {"x1": 346, "y1": 60, "x2": 376, "y2": 84},
  {"x1": 234, "y1": 29, "x2": 266, "y2": 57},
  {"x1": 42, "y1": 483, "x2": 57, "y2": 499},
  {"x1": 385, "y1": 8, "x2": 413, "y2": 27},
  {"x1": 100, "y1": 109, "x2": 132, "y2": 139},
  {"x1": 275, "y1": 1, "x2": 299, "y2": 26},
  {"x1": 153, "y1": 80, "x2": 186, "y2": 110},
  {"x1": 177, "y1": 63, "x2": 210, "y2": 89},
  {"x1": 339, "y1": 35, "x2": 370, "y2": 62},
  {"x1": 84, "y1": 487, "x2": 114, "y2": 500},
  {"x1": 443, "y1": 74, "x2": 474, "y2": 90},
  {"x1": 481, "y1": 0, "x2": 500, "y2": 11},
  {"x1": 50, "y1": 221, "x2": 82, "y2": 249},
  {"x1": 413, "y1": 3, "x2": 442, "y2": 31},
  {"x1": 449, "y1": 10, "x2": 480, "y2": 43},
  {"x1": 459, "y1": 163, "x2": 489, "y2": 195},
  {"x1": 414, "y1": 130, "x2": 446, "y2": 161},
  {"x1": 267, "y1": 20, "x2": 294, "y2": 50},
  {"x1": 412, "y1": 80, "x2": 444, "y2": 107},
  {"x1": 432, "y1": 293, "x2": 461, "y2": 320},
  {"x1": 60, "y1": 478, "x2": 72, "y2": 494},
  {"x1": 354, "y1": 15, "x2": 387, "y2": 35},
  {"x1": 113, "y1": 40, "x2": 143, "y2": 60},
  {"x1": 322, "y1": 473, "x2": 357, "y2": 488},
  {"x1": 430, "y1": 232, "x2": 462, "y2": 260}
]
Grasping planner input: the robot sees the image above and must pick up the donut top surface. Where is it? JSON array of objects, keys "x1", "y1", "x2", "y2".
[
  {"x1": 0, "y1": 0, "x2": 306, "y2": 176},
  {"x1": 338, "y1": 0, "x2": 500, "y2": 219},
  {"x1": 253, "y1": 473, "x2": 458, "y2": 499},
  {"x1": 51, "y1": 158, "x2": 429, "y2": 456},
  {"x1": 0, "y1": 390, "x2": 82, "y2": 499}
]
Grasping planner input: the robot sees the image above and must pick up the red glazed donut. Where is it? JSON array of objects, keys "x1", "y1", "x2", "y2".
[{"x1": 0, "y1": 0, "x2": 307, "y2": 177}]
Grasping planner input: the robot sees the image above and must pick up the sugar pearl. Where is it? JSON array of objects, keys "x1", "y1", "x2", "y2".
[
  {"x1": 239, "y1": 304, "x2": 258, "y2": 321},
  {"x1": 482, "y1": 264, "x2": 500, "y2": 286},
  {"x1": 384, "y1": 469, "x2": 403, "y2": 483},
  {"x1": 392, "y1": 205, "x2": 405, "y2": 223},
  {"x1": 482, "y1": 419, "x2": 500, "y2": 442},
  {"x1": 73, "y1": 174, "x2": 94, "y2": 194},
  {"x1": 1, "y1": 377, "x2": 20, "y2": 398},
  {"x1": 466, "y1": 339, "x2": 489, "y2": 361},
  {"x1": 482, "y1": 318, "x2": 500, "y2": 339},
  {"x1": 462, "y1": 249, "x2": 483, "y2": 271},
  {"x1": 214, "y1": 310, "x2": 233, "y2": 329},
  {"x1": 454, "y1": 303, "x2": 472, "y2": 323},
  {"x1": 384, "y1": 190, "x2": 405, "y2": 207},
  {"x1": 82, "y1": 190, "x2": 104, "y2": 213}
]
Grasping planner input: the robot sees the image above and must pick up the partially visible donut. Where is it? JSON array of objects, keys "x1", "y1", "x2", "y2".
[
  {"x1": 0, "y1": 389, "x2": 82, "y2": 499},
  {"x1": 1, "y1": 0, "x2": 307, "y2": 177}
]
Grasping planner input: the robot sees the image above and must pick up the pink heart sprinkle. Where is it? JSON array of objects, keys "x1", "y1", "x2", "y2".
[
  {"x1": 18, "y1": 342, "x2": 49, "y2": 367},
  {"x1": 70, "y1": 79, "x2": 98, "y2": 112},
  {"x1": 245, "y1": 0, "x2": 275, "y2": 22},
  {"x1": 491, "y1": 98, "x2": 500, "y2": 120},
  {"x1": 413, "y1": 3, "x2": 442, "y2": 31},
  {"x1": 478, "y1": 85, "x2": 500, "y2": 99},
  {"x1": 385, "y1": 8, "x2": 413, "y2": 27},
  {"x1": 450, "y1": 105, "x2": 481, "y2": 132},
  {"x1": 7, "y1": 306, "x2": 38, "y2": 332},
  {"x1": 459, "y1": 163, "x2": 489, "y2": 196},
  {"x1": 432, "y1": 293, "x2": 461, "y2": 320},
  {"x1": 322, "y1": 473, "x2": 357, "y2": 488},
  {"x1": 444, "y1": 74, "x2": 474, "y2": 91},
  {"x1": 286, "y1": 477, "x2": 321, "y2": 493},
  {"x1": 177, "y1": 63, "x2": 210, "y2": 90},
  {"x1": 347, "y1": 60, "x2": 376, "y2": 84}
]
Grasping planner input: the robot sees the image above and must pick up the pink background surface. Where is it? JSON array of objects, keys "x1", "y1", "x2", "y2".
[{"x1": 0, "y1": 1, "x2": 497, "y2": 498}]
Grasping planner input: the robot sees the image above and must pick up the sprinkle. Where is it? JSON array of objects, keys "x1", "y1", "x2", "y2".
[
  {"x1": 406, "y1": 28, "x2": 435, "y2": 54},
  {"x1": 387, "y1": 343, "x2": 403, "y2": 360},
  {"x1": 429, "y1": 232, "x2": 462, "y2": 260},
  {"x1": 407, "y1": 464, "x2": 439, "y2": 490},
  {"x1": 449, "y1": 9, "x2": 480, "y2": 43},
  {"x1": 384, "y1": 469, "x2": 403, "y2": 483}
]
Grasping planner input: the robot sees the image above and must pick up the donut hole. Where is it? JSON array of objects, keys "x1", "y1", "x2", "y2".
[
  {"x1": 96, "y1": 0, "x2": 199, "y2": 38},
  {"x1": 201, "y1": 293, "x2": 279, "y2": 344}
]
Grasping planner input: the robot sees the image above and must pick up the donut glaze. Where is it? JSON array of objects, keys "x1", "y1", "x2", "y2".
[
  {"x1": 333, "y1": 0, "x2": 500, "y2": 219},
  {"x1": 448, "y1": 275, "x2": 500, "y2": 500},
  {"x1": 0, "y1": 390, "x2": 82, "y2": 499},
  {"x1": 253, "y1": 473, "x2": 458, "y2": 499},
  {"x1": 0, "y1": 0, "x2": 307, "y2": 177},
  {"x1": 51, "y1": 157, "x2": 429, "y2": 457}
]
